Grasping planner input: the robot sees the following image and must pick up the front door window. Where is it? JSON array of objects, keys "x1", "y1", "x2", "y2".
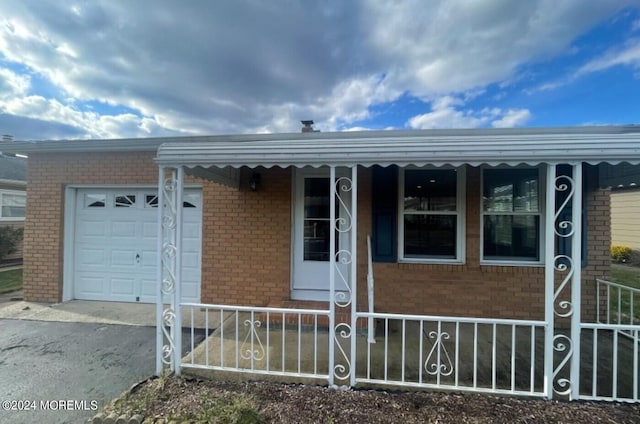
[{"x1": 303, "y1": 178, "x2": 331, "y2": 261}]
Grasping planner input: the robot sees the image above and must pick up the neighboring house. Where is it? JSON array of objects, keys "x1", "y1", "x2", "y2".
[
  {"x1": 0, "y1": 126, "x2": 637, "y2": 323},
  {"x1": 600, "y1": 163, "x2": 640, "y2": 251},
  {"x1": 0, "y1": 153, "x2": 27, "y2": 264}
]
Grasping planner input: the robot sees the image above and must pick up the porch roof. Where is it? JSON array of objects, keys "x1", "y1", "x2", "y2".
[{"x1": 156, "y1": 126, "x2": 640, "y2": 169}]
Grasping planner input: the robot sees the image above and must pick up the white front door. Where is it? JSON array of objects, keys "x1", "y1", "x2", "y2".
[{"x1": 292, "y1": 170, "x2": 348, "y2": 301}]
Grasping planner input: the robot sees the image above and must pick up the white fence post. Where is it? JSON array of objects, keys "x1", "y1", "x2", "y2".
[
  {"x1": 544, "y1": 163, "x2": 556, "y2": 398},
  {"x1": 328, "y1": 166, "x2": 336, "y2": 386},
  {"x1": 570, "y1": 163, "x2": 582, "y2": 400},
  {"x1": 350, "y1": 165, "x2": 358, "y2": 387},
  {"x1": 173, "y1": 166, "x2": 184, "y2": 375}
]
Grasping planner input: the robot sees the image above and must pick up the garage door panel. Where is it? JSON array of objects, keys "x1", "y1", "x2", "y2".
[
  {"x1": 110, "y1": 278, "x2": 136, "y2": 296},
  {"x1": 76, "y1": 220, "x2": 107, "y2": 238},
  {"x1": 111, "y1": 250, "x2": 136, "y2": 267},
  {"x1": 181, "y1": 282, "x2": 199, "y2": 302},
  {"x1": 141, "y1": 251, "x2": 157, "y2": 269},
  {"x1": 140, "y1": 279, "x2": 157, "y2": 302},
  {"x1": 75, "y1": 274, "x2": 105, "y2": 297},
  {"x1": 76, "y1": 248, "x2": 105, "y2": 266},
  {"x1": 73, "y1": 188, "x2": 202, "y2": 303},
  {"x1": 111, "y1": 220, "x2": 138, "y2": 238},
  {"x1": 182, "y1": 252, "x2": 199, "y2": 268},
  {"x1": 183, "y1": 222, "x2": 200, "y2": 238},
  {"x1": 142, "y1": 222, "x2": 156, "y2": 238}
]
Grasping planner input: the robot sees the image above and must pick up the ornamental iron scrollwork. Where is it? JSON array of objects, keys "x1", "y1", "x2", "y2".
[
  {"x1": 553, "y1": 255, "x2": 574, "y2": 318},
  {"x1": 554, "y1": 175, "x2": 575, "y2": 238},
  {"x1": 160, "y1": 307, "x2": 176, "y2": 365},
  {"x1": 334, "y1": 177, "x2": 352, "y2": 233},
  {"x1": 333, "y1": 323, "x2": 352, "y2": 381},
  {"x1": 240, "y1": 319, "x2": 266, "y2": 361},
  {"x1": 334, "y1": 249, "x2": 353, "y2": 307},
  {"x1": 424, "y1": 330, "x2": 454, "y2": 377},
  {"x1": 331, "y1": 171, "x2": 355, "y2": 385},
  {"x1": 552, "y1": 334, "x2": 573, "y2": 396},
  {"x1": 159, "y1": 168, "x2": 179, "y2": 370},
  {"x1": 550, "y1": 166, "x2": 581, "y2": 399}
]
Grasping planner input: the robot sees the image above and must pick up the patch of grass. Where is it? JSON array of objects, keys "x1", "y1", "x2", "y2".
[
  {"x1": 611, "y1": 264, "x2": 640, "y2": 288},
  {"x1": 108, "y1": 376, "x2": 263, "y2": 423},
  {"x1": 608, "y1": 264, "x2": 640, "y2": 324},
  {"x1": 0, "y1": 268, "x2": 22, "y2": 294}
]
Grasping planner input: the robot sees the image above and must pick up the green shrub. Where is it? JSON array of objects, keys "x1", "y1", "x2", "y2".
[
  {"x1": 0, "y1": 226, "x2": 23, "y2": 261},
  {"x1": 611, "y1": 245, "x2": 632, "y2": 263}
]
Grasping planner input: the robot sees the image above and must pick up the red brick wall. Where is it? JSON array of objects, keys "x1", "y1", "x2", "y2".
[
  {"x1": 200, "y1": 167, "x2": 291, "y2": 305},
  {"x1": 23, "y1": 152, "x2": 292, "y2": 304},
  {"x1": 356, "y1": 166, "x2": 609, "y2": 321},
  {"x1": 23, "y1": 153, "x2": 609, "y2": 321},
  {"x1": 24, "y1": 152, "x2": 160, "y2": 301}
]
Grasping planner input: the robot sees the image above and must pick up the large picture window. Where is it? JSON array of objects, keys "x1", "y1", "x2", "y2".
[
  {"x1": 482, "y1": 167, "x2": 542, "y2": 263},
  {"x1": 0, "y1": 190, "x2": 26, "y2": 220},
  {"x1": 399, "y1": 168, "x2": 464, "y2": 261}
]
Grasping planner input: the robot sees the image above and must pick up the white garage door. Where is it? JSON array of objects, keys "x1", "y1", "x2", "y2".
[{"x1": 73, "y1": 188, "x2": 202, "y2": 303}]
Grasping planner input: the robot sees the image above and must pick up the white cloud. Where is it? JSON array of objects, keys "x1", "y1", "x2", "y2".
[
  {"x1": 0, "y1": 0, "x2": 633, "y2": 138},
  {"x1": 364, "y1": 0, "x2": 630, "y2": 97},
  {"x1": 407, "y1": 96, "x2": 531, "y2": 129},
  {"x1": 0, "y1": 67, "x2": 30, "y2": 98},
  {"x1": 0, "y1": 94, "x2": 181, "y2": 139},
  {"x1": 576, "y1": 38, "x2": 640, "y2": 76},
  {"x1": 491, "y1": 109, "x2": 532, "y2": 128}
]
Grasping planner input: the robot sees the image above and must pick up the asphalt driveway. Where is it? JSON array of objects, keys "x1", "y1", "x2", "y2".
[{"x1": 0, "y1": 319, "x2": 156, "y2": 424}]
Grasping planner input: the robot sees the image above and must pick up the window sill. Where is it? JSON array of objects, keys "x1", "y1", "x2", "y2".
[
  {"x1": 399, "y1": 258, "x2": 465, "y2": 265},
  {"x1": 0, "y1": 217, "x2": 25, "y2": 222},
  {"x1": 480, "y1": 261, "x2": 544, "y2": 267}
]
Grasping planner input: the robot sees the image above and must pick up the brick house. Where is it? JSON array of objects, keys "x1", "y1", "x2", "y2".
[
  {"x1": 0, "y1": 126, "x2": 638, "y2": 322},
  {"x1": 0, "y1": 153, "x2": 27, "y2": 264}
]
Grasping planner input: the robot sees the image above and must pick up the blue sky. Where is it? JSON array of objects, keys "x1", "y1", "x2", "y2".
[{"x1": 0, "y1": 1, "x2": 639, "y2": 140}]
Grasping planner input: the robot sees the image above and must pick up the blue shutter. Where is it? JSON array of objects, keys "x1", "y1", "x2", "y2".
[{"x1": 371, "y1": 165, "x2": 398, "y2": 262}]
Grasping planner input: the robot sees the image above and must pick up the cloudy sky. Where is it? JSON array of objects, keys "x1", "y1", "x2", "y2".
[{"x1": 0, "y1": 1, "x2": 639, "y2": 141}]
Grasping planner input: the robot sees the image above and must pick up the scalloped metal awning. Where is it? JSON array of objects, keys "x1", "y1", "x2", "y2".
[{"x1": 155, "y1": 126, "x2": 640, "y2": 171}]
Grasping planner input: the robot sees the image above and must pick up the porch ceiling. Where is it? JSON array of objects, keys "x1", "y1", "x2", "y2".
[{"x1": 155, "y1": 126, "x2": 640, "y2": 170}]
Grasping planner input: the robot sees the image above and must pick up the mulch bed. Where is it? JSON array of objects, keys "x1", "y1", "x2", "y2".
[{"x1": 114, "y1": 376, "x2": 640, "y2": 423}]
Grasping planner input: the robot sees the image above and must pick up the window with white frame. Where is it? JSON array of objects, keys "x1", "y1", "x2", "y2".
[
  {"x1": 399, "y1": 168, "x2": 464, "y2": 261},
  {"x1": 482, "y1": 167, "x2": 542, "y2": 263},
  {"x1": 0, "y1": 190, "x2": 26, "y2": 220}
]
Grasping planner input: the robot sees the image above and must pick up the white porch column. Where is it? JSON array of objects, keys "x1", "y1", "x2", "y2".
[
  {"x1": 155, "y1": 165, "x2": 184, "y2": 376},
  {"x1": 349, "y1": 165, "x2": 358, "y2": 387},
  {"x1": 328, "y1": 166, "x2": 336, "y2": 386},
  {"x1": 570, "y1": 163, "x2": 582, "y2": 400},
  {"x1": 544, "y1": 163, "x2": 556, "y2": 398},
  {"x1": 544, "y1": 162, "x2": 583, "y2": 400},
  {"x1": 328, "y1": 166, "x2": 357, "y2": 387}
]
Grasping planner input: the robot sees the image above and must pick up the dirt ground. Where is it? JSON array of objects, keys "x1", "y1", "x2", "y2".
[{"x1": 106, "y1": 375, "x2": 640, "y2": 423}]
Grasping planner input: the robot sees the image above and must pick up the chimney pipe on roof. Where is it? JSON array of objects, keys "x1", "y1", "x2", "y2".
[{"x1": 301, "y1": 120, "x2": 319, "y2": 133}]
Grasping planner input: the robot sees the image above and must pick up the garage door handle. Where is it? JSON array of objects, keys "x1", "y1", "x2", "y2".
[{"x1": 135, "y1": 253, "x2": 140, "y2": 263}]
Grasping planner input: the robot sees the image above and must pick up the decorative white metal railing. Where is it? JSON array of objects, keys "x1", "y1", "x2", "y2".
[
  {"x1": 355, "y1": 312, "x2": 547, "y2": 397},
  {"x1": 180, "y1": 303, "x2": 331, "y2": 380},
  {"x1": 579, "y1": 323, "x2": 639, "y2": 402},
  {"x1": 597, "y1": 279, "x2": 640, "y2": 330}
]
